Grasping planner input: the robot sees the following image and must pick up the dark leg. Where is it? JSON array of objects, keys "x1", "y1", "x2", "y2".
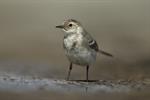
[
  {"x1": 67, "y1": 63, "x2": 72, "y2": 81},
  {"x1": 86, "y1": 65, "x2": 89, "y2": 82}
]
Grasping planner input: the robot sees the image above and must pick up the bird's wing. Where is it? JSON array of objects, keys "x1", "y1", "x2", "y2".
[
  {"x1": 88, "y1": 40, "x2": 113, "y2": 57},
  {"x1": 83, "y1": 31, "x2": 99, "y2": 52},
  {"x1": 83, "y1": 31, "x2": 113, "y2": 57},
  {"x1": 85, "y1": 34, "x2": 113, "y2": 57},
  {"x1": 88, "y1": 40, "x2": 99, "y2": 52}
]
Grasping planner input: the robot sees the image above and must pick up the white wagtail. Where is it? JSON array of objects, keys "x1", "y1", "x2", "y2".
[{"x1": 56, "y1": 19, "x2": 113, "y2": 81}]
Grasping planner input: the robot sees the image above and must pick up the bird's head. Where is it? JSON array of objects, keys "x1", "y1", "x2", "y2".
[{"x1": 56, "y1": 19, "x2": 83, "y2": 34}]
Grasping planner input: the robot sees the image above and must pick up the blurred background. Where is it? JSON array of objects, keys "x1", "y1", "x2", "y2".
[{"x1": 0, "y1": 0, "x2": 150, "y2": 99}]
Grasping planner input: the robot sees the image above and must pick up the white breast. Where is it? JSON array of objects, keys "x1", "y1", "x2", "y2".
[{"x1": 64, "y1": 34, "x2": 83, "y2": 50}]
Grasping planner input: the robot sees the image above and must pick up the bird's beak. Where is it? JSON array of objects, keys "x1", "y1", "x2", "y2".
[{"x1": 56, "y1": 25, "x2": 64, "y2": 29}]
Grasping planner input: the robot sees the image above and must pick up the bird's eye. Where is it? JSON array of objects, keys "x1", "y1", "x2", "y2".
[{"x1": 68, "y1": 24, "x2": 72, "y2": 27}]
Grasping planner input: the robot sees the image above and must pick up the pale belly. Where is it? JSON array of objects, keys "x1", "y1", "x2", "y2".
[
  {"x1": 63, "y1": 34, "x2": 97, "y2": 66},
  {"x1": 65, "y1": 47, "x2": 97, "y2": 66}
]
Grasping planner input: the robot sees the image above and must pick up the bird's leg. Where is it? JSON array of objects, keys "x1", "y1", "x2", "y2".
[
  {"x1": 67, "y1": 63, "x2": 72, "y2": 81},
  {"x1": 86, "y1": 65, "x2": 89, "y2": 82}
]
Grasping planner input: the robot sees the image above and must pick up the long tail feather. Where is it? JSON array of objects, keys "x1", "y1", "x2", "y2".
[{"x1": 98, "y1": 50, "x2": 113, "y2": 57}]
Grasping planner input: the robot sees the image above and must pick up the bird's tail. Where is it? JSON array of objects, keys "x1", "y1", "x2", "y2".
[{"x1": 98, "y1": 50, "x2": 113, "y2": 57}]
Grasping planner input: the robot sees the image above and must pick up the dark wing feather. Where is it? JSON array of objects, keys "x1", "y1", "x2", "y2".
[
  {"x1": 89, "y1": 40, "x2": 99, "y2": 52},
  {"x1": 84, "y1": 31, "x2": 113, "y2": 57},
  {"x1": 88, "y1": 40, "x2": 113, "y2": 57}
]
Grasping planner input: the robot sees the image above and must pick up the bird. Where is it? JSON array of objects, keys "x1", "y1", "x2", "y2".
[{"x1": 56, "y1": 19, "x2": 113, "y2": 82}]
